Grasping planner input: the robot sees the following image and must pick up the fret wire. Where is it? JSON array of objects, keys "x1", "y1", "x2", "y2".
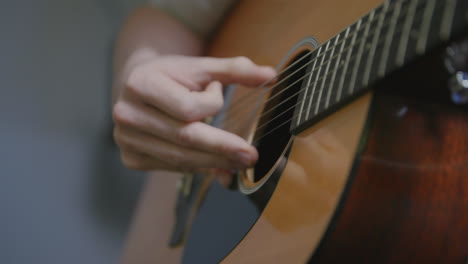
[
  {"x1": 305, "y1": 42, "x2": 329, "y2": 120},
  {"x1": 348, "y1": 10, "x2": 374, "y2": 95},
  {"x1": 249, "y1": 26, "x2": 357, "y2": 128},
  {"x1": 257, "y1": 50, "x2": 359, "y2": 133},
  {"x1": 396, "y1": 0, "x2": 419, "y2": 66},
  {"x1": 254, "y1": 24, "x2": 382, "y2": 130},
  {"x1": 254, "y1": 48, "x2": 375, "y2": 141},
  {"x1": 297, "y1": 46, "x2": 322, "y2": 125},
  {"x1": 363, "y1": 1, "x2": 390, "y2": 86},
  {"x1": 250, "y1": 4, "x2": 416, "y2": 125},
  {"x1": 255, "y1": 18, "x2": 431, "y2": 137},
  {"x1": 222, "y1": 50, "x2": 313, "y2": 127},
  {"x1": 336, "y1": 21, "x2": 360, "y2": 102},
  {"x1": 227, "y1": 0, "x2": 432, "y2": 130},
  {"x1": 315, "y1": 37, "x2": 338, "y2": 114},
  {"x1": 224, "y1": 0, "x2": 410, "y2": 126},
  {"x1": 256, "y1": 58, "x2": 372, "y2": 141},
  {"x1": 307, "y1": 4, "x2": 418, "y2": 87},
  {"x1": 228, "y1": 1, "x2": 406, "y2": 125},
  {"x1": 325, "y1": 31, "x2": 346, "y2": 108},
  {"x1": 416, "y1": 0, "x2": 437, "y2": 54},
  {"x1": 253, "y1": 0, "x2": 465, "y2": 139},
  {"x1": 262, "y1": 70, "x2": 311, "y2": 119},
  {"x1": 440, "y1": 0, "x2": 457, "y2": 40},
  {"x1": 264, "y1": 6, "x2": 426, "y2": 129},
  {"x1": 228, "y1": 50, "x2": 314, "y2": 127},
  {"x1": 322, "y1": 35, "x2": 341, "y2": 110},
  {"x1": 378, "y1": 0, "x2": 402, "y2": 77}
]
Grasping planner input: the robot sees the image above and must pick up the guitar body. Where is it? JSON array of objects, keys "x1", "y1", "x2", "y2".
[{"x1": 121, "y1": 0, "x2": 468, "y2": 263}]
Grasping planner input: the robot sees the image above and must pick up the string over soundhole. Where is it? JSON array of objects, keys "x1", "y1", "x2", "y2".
[{"x1": 241, "y1": 50, "x2": 312, "y2": 191}]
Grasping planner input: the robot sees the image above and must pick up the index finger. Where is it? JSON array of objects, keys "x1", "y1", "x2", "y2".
[
  {"x1": 126, "y1": 71, "x2": 224, "y2": 121},
  {"x1": 197, "y1": 56, "x2": 277, "y2": 87}
]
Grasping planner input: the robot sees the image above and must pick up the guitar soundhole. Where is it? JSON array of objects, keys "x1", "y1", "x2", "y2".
[{"x1": 252, "y1": 51, "x2": 311, "y2": 182}]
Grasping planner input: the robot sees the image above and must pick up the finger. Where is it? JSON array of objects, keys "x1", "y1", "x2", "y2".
[
  {"x1": 114, "y1": 126, "x2": 248, "y2": 170},
  {"x1": 197, "y1": 56, "x2": 277, "y2": 87},
  {"x1": 119, "y1": 149, "x2": 175, "y2": 171},
  {"x1": 125, "y1": 71, "x2": 223, "y2": 121},
  {"x1": 113, "y1": 100, "x2": 257, "y2": 166}
]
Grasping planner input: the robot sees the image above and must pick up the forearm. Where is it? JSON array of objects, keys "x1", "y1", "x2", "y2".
[{"x1": 112, "y1": 6, "x2": 206, "y2": 103}]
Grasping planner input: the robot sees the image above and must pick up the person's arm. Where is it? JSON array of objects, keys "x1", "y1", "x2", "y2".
[{"x1": 111, "y1": 6, "x2": 276, "y2": 179}]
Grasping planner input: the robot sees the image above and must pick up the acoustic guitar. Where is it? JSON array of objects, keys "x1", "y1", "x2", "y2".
[{"x1": 121, "y1": 0, "x2": 468, "y2": 263}]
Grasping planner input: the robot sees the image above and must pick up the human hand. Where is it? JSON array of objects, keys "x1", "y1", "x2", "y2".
[{"x1": 113, "y1": 55, "x2": 276, "y2": 175}]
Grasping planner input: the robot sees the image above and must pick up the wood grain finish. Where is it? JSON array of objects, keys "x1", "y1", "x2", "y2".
[
  {"x1": 308, "y1": 40, "x2": 468, "y2": 263},
  {"x1": 310, "y1": 92, "x2": 468, "y2": 264},
  {"x1": 208, "y1": 0, "x2": 380, "y2": 262},
  {"x1": 122, "y1": 0, "x2": 383, "y2": 263},
  {"x1": 121, "y1": 0, "x2": 468, "y2": 263},
  {"x1": 222, "y1": 94, "x2": 372, "y2": 263}
]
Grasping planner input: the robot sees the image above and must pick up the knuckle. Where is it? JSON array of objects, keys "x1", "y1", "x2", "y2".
[
  {"x1": 177, "y1": 101, "x2": 199, "y2": 121},
  {"x1": 125, "y1": 66, "x2": 146, "y2": 95},
  {"x1": 176, "y1": 126, "x2": 196, "y2": 146},
  {"x1": 235, "y1": 56, "x2": 253, "y2": 65},
  {"x1": 113, "y1": 127, "x2": 134, "y2": 149},
  {"x1": 112, "y1": 102, "x2": 136, "y2": 127},
  {"x1": 121, "y1": 152, "x2": 143, "y2": 170},
  {"x1": 234, "y1": 56, "x2": 253, "y2": 67}
]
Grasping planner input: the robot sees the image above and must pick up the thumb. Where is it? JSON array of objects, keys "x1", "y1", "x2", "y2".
[{"x1": 198, "y1": 56, "x2": 277, "y2": 87}]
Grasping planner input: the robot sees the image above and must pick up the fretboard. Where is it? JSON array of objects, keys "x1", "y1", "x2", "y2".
[{"x1": 291, "y1": 0, "x2": 468, "y2": 134}]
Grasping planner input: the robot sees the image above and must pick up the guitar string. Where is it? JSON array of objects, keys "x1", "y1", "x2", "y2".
[
  {"x1": 219, "y1": 51, "x2": 312, "y2": 119},
  {"x1": 221, "y1": 29, "x2": 359, "y2": 125},
  {"x1": 250, "y1": 2, "x2": 429, "y2": 143},
  {"x1": 227, "y1": 0, "x2": 440, "y2": 134},
  {"x1": 223, "y1": 11, "x2": 413, "y2": 133},
  {"x1": 220, "y1": 1, "x2": 417, "y2": 129},
  {"x1": 227, "y1": 0, "x2": 433, "y2": 129},
  {"x1": 249, "y1": 20, "x2": 423, "y2": 145},
  {"x1": 219, "y1": 0, "x2": 407, "y2": 126}
]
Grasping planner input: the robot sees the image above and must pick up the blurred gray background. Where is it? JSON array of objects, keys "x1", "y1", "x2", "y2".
[{"x1": 0, "y1": 0, "x2": 147, "y2": 263}]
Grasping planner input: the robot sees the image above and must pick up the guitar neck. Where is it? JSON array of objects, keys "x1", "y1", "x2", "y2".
[{"x1": 291, "y1": 0, "x2": 468, "y2": 134}]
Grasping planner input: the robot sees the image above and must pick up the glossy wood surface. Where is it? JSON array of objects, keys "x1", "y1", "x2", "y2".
[
  {"x1": 207, "y1": 0, "x2": 380, "y2": 262},
  {"x1": 309, "y1": 40, "x2": 468, "y2": 263},
  {"x1": 121, "y1": 0, "x2": 380, "y2": 263},
  {"x1": 223, "y1": 94, "x2": 372, "y2": 263},
  {"x1": 311, "y1": 96, "x2": 468, "y2": 263},
  {"x1": 123, "y1": 0, "x2": 468, "y2": 262}
]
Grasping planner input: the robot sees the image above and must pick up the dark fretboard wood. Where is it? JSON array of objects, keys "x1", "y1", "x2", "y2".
[{"x1": 291, "y1": 0, "x2": 468, "y2": 134}]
